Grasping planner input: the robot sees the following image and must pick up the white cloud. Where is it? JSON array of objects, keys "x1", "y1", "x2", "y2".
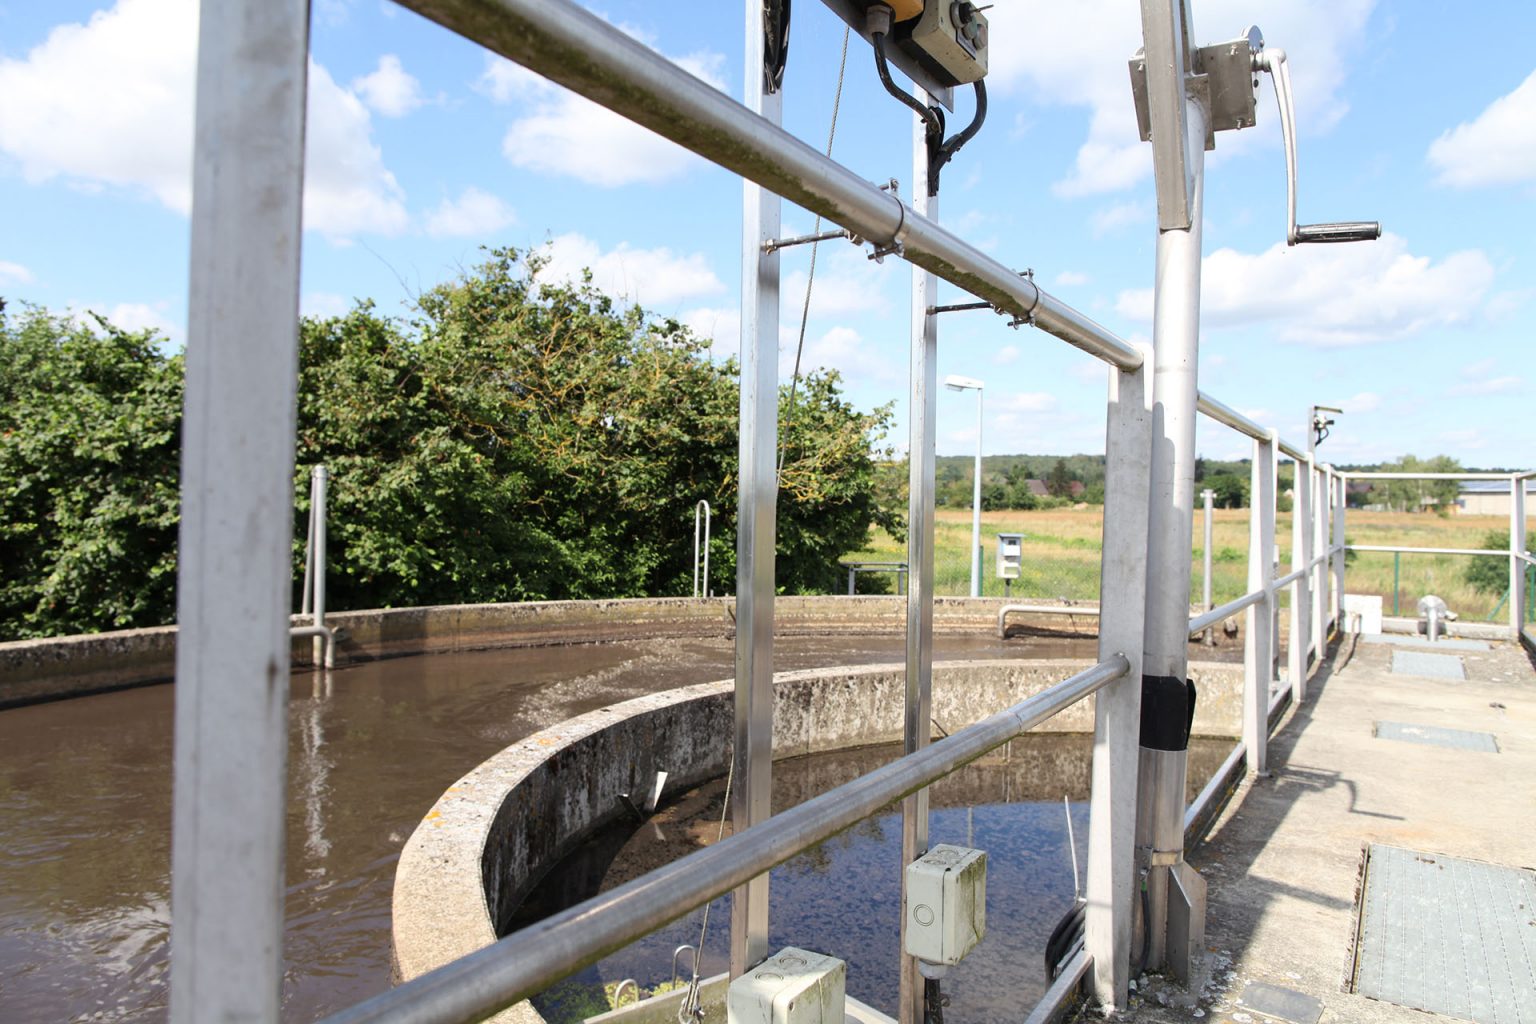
[
  {"x1": 1342, "y1": 391, "x2": 1381, "y2": 414},
  {"x1": 983, "y1": 0, "x2": 1377, "y2": 197},
  {"x1": 0, "y1": 260, "x2": 35, "y2": 285},
  {"x1": 1053, "y1": 270, "x2": 1090, "y2": 288},
  {"x1": 100, "y1": 301, "x2": 180, "y2": 343},
  {"x1": 1114, "y1": 234, "x2": 1494, "y2": 346},
  {"x1": 1460, "y1": 357, "x2": 1495, "y2": 378},
  {"x1": 424, "y1": 187, "x2": 517, "y2": 238},
  {"x1": 782, "y1": 245, "x2": 900, "y2": 318},
  {"x1": 352, "y1": 54, "x2": 423, "y2": 118},
  {"x1": 483, "y1": 48, "x2": 726, "y2": 187},
  {"x1": 681, "y1": 306, "x2": 740, "y2": 354},
  {"x1": 1450, "y1": 376, "x2": 1523, "y2": 398},
  {"x1": 1090, "y1": 200, "x2": 1148, "y2": 237},
  {"x1": 1427, "y1": 70, "x2": 1536, "y2": 188},
  {"x1": 0, "y1": 0, "x2": 407, "y2": 240},
  {"x1": 789, "y1": 325, "x2": 899, "y2": 383},
  {"x1": 538, "y1": 233, "x2": 724, "y2": 308},
  {"x1": 993, "y1": 344, "x2": 1021, "y2": 366},
  {"x1": 302, "y1": 292, "x2": 351, "y2": 319}
]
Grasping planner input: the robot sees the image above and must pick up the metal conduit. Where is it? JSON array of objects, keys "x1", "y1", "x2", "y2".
[
  {"x1": 389, "y1": 0, "x2": 1142, "y2": 372},
  {"x1": 320, "y1": 655, "x2": 1130, "y2": 1024},
  {"x1": 1187, "y1": 589, "x2": 1264, "y2": 637}
]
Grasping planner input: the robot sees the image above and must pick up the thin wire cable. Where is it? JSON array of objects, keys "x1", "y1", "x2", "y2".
[{"x1": 777, "y1": 26, "x2": 850, "y2": 481}]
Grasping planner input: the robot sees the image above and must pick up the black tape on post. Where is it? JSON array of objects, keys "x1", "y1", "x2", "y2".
[{"x1": 1139, "y1": 674, "x2": 1198, "y2": 751}]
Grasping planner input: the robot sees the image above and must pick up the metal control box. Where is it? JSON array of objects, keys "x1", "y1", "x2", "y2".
[
  {"x1": 904, "y1": 844, "x2": 987, "y2": 966},
  {"x1": 902, "y1": 1, "x2": 989, "y2": 86},
  {"x1": 726, "y1": 947, "x2": 846, "y2": 1024},
  {"x1": 996, "y1": 533, "x2": 1023, "y2": 580}
]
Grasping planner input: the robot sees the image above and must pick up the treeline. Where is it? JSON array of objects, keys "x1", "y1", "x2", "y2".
[{"x1": 0, "y1": 248, "x2": 901, "y2": 641}]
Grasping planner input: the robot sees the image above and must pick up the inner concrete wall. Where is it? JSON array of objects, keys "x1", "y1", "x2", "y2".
[
  {"x1": 0, "y1": 596, "x2": 1101, "y2": 708},
  {"x1": 391, "y1": 658, "x2": 1243, "y2": 1008}
]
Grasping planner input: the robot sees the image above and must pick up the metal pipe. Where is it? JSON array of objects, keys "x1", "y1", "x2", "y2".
[
  {"x1": 1023, "y1": 949, "x2": 1093, "y2": 1024},
  {"x1": 170, "y1": 1, "x2": 308, "y2": 1019},
  {"x1": 1187, "y1": 589, "x2": 1264, "y2": 637},
  {"x1": 1245, "y1": 433, "x2": 1276, "y2": 776},
  {"x1": 1347, "y1": 545, "x2": 1511, "y2": 557},
  {"x1": 313, "y1": 464, "x2": 330, "y2": 668},
  {"x1": 389, "y1": 0, "x2": 1145, "y2": 372},
  {"x1": 1346, "y1": 472, "x2": 1518, "y2": 481},
  {"x1": 971, "y1": 388, "x2": 983, "y2": 598},
  {"x1": 1288, "y1": 455, "x2": 1313, "y2": 702},
  {"x1": 320, "y1": 657, "x2": 1130, "y2": 1024},
  {"x1": 1274, "y1": 567, "x2": 1306, "y2": 589},
  {"x1": 730, "y1": 0, "x2": 779, "y2": 973},
  {"x1": 1201, "y1": 488, "x2": 1214, "y2": 644},
  {"x1": 1512, "y1": 476, "x2": 1527, "y2": 640},
  {"x1": 1195, "y1": 391, "x2": 1266, "y2": 442},
  {"x1": 1182, "y1": 740, "x2": 1245, "y2": 839},
  {"x1": 1277, "y1": 439, "x2": 1308, "y2": 462},
  {"x1": 693, "y1": 499, "x2": 711, "y2": 599},
  {"x1": 998, "y1": 604, "x2": 1101, "y2": 639}
]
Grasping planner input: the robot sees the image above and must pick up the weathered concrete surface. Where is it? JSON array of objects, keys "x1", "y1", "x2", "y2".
[
  {"x1": 1118, "y1": 634, "x2": 1536, "y2": 1023},
  {"x1": 392, "y1": 658, "x2": 1243, "y2": 1017}
]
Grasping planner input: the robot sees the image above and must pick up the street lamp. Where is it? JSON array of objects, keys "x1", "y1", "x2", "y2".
[{"x1": 945, "y1": 375, "x2": 985, "y2": 598}]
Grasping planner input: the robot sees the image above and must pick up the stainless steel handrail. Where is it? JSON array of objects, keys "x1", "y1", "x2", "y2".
[
  {"x1": 997, "y1": 603, "x2": 1101, "y2": 637},
  {"x1": 1022, "y1": 948, "x2": 1092, "y2": 1024},
  {"x1": 1187, "y1": 589, "x2": 1264, "y2": 637},
  {"x1": 321, "y1": 655, "x2": 1131, "y2": 1024},
  {"x1": 1274, "y1": 567, "x2": 1306, "y2": 588},
  {"x1": 1346, "y1": 544, "x2": 1510, "y2": 557},
  {"x1": 390, "y1": 0, "x2": 1143, "y2": 372},
  {"x1": 1346, "y1": 472, "x2": 1520, "y2": 481}
]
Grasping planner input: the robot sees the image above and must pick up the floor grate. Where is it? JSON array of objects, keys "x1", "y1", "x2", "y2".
[
  {"x1": 1391, "y1": 650, "x2": 1467, "y2": 680},
  {"x1": 1351, "y1": 844, "x2": 1536, "y2": 1023},
  {"x1": 1374, "y1": 721, "x2": 1499, "y2": 752}
]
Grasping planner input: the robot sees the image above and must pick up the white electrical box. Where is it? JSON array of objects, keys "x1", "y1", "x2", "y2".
[
  {"x1": 904, "y1": 844, "x2": 986, "y2": 967},
  {"x1": 996, "y1": 533, "x2": 1023, "y2": 580},
  {"x1": 726, "y1": 947, "x2": 846, "y2": 1024},
  {"x1": 905, "y1": 1, "x2": 988, "y2": 86}
]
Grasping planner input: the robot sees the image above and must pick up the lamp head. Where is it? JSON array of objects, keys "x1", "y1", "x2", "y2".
[{"x1": 944, "y1": 374, "x2": 984, "y2": 392}]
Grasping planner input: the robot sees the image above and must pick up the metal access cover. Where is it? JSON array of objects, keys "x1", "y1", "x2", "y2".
[
  {"x1": 1374, "y1": 721, "x2": 1499, "y2": 752},
  {"x1": 1363, "y1": 633, "x2": 1491, "y2": 652},
  {"x1": 1351, "y1": 844, "x2": 1536, "y2": 1023},
  {"x1": 1391, "y1": 650, "x2": 1467, "y2": 680},
  {"x1": 1238, "y1": 982, "x2": 1323, "y2": 1024}
]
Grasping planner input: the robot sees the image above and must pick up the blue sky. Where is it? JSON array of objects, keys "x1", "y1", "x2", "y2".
[{"x1": 1, "y1": 0, "x2": 1533, "y2": 467}]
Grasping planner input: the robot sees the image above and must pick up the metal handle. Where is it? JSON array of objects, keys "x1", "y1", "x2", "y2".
[{"x1": 1293, "y1": 222, "x2": 1382, "y2": 244}]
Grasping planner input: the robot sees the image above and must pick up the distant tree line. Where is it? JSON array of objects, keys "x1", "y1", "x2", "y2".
[{"x1": 0, "y1": 248, "x2": 901, "y2": 641}]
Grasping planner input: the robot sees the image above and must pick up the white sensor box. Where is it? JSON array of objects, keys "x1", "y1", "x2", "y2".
[
  {"x1": 904, "y1": 844, "x2": 986, "y2": 966},
  {"x1": 726, "y1": 947, "x2": 846, "y2": 1024}
]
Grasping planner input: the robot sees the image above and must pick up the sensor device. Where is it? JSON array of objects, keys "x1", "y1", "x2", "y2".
[
  {"x1": 904, "y1": 844, "x2": 987, "y2": 970},
  {"x1": 726, "y1": 947, "x2": 847, "y2": 1024},
  {"x1": 898, "y1": 2, "x2": 988, "y2": 86}
]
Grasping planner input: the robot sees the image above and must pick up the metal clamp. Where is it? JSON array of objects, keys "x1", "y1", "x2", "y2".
[
  {"x1": 1006, "y1": 268, "x2": 1040, "y2": 328},
  {"x1": 871, "y1": 188, "x2": 910, "y2": 263}
]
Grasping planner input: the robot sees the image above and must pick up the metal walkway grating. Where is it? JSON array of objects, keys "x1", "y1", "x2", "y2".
[
  {"x1": 1351, "y1": 844, "x2": 1536, "y2": 1023},
  {"x1": 1392, "y1": 650, "x2": 1467, "y2": 680},
  {"x1": 1374, "y1": 721, "x2": 1499, "y2": 752}
]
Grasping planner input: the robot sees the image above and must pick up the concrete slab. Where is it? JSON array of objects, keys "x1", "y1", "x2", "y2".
[
  {"x1": 1391, "y1": 650, "x2": 1466, "y2": 680},
  {"x1": 1113, "y1": 635, "x2": 1536, "y2": 1024},
  {"x1": 1373, "y1": 721, "x2": 1498, "y2": 752},
  {"x1": 1362, "y1": 633, "x2": 1490, "y2": 652},
  {"x1": 1239, "y1": 981, "x2": 1323, "y2": 1024}
]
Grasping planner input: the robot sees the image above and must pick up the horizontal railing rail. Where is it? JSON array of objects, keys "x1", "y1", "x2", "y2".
[
  {"x1": 1023, "y1": 948, "x2": 1092, "y2": 1024},
  {"x1": 321, "y1": 655, "x2": 1131, "y2": 1024},
  {"x1": 1274, "y1": 567, "x2": 1305, "y2": 589},
  {"x1": 1518, "y1": 552, "x2": 1536, "y2": 568},
  {"x1": 391, "y1": 0, "x2": 1142, "y2": 372},
  {"x1": 1346, "y1": 471, "x2": 1518, "y2": 481},
  {"x1": 998, "y1": 603, "x2": 1101, "y2": 637},
  {"x1": 1187, "y1": 590, "x2": 1264, "y2": 637},
  {"x1": 1346, "y1": 544, "x2": 1510, "y2": 557}
]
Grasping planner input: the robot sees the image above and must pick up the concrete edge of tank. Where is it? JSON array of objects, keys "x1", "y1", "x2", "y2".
[{"x1": 389, "y1": 658, "x2": 1242, "y2": 1018}]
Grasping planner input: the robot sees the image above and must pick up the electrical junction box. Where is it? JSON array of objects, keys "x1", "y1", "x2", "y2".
[
  {"x1": 904, "y1": 844, "x2": 986, "y2": 967},
  {"x1": 727, "y1": 947, "x2": 846, "y2": 1024},
  {"x1": 996, "y1": 533, "x2": 1023, "y2": 580},
  {"x1": 899, "y1": 1, "x2": 988, "y2": 86}
]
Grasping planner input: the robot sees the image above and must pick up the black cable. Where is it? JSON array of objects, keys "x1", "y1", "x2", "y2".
[
  {"x1": 870, "y1": 30, "x2": 942, "y2": 140},
  {"x1": 869, "y1": 30, "x2": 988, "y2": 196},
  {"x1": 923, "y1": 978, "x2": 945, "y2": 1024},
  {"x1": 1136, "y1": 876, "x2": 1152, "y2": 975},
  {"x1": 762, "y1": 0, "x2": 790, "y2": 94},
  {"x1": 931, "y1": 80, "x2": 987, "y2": 190}
]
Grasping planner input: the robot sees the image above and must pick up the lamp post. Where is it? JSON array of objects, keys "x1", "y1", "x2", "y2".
[{"x1": 945, "y1": 375, "x2": 984, "y2": 597}]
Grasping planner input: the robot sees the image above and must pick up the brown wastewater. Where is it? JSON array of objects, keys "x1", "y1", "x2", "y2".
[{"x1": 0, "y1": 629, "x2": 1234, "y2": 1021}]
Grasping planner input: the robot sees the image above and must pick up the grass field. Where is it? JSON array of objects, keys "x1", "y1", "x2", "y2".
[{"x1": 848, "y1": 506, "x2": 1534, "y2": 623}]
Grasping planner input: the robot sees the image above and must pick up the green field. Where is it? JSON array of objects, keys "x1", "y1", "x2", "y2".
[{"x1": 848, "y1": 507, "x2": 1533, "y2": 623}]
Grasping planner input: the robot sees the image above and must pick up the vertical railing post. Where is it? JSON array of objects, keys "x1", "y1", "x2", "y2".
[
  {"x1": 899, "y1": 89, "x2": 940, "y2": 1024},
  {"x1": 170, "y1": 0, "x2": 308, "y2": 1019},
  {"x1": 730, "y1": 0, "x2": 779, "y2": 976},
  {"x1": 1243, "y1": 433, "x2": 1276, "y2": 775},
  {"x1": 1288, "y1": 454, "x2": 1314, "y2": 701},
  {"x1": 1085, "y1": 343, "x2": 1153, "y2": 1009},
  {"x1": 1510, "y1": 474, "x2": 1526, "y2": 640},
  {"x1": 313, "y1": 465, "x2": 330, "y2": 668},
  {"x1": 1201, "y1": 487, "x2": 1215, "y2": 645},
  {"x1": 1333, "y1": 470, "x2": 1346, "y2": 633},
  {"x1": 1310, "y1": 463, "x2": 1327, "y2": 655}
]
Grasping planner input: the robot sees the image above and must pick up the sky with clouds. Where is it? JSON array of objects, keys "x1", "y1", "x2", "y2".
[{"x1": 1, "y1": 0, "x2": 1532, "y2": 467}]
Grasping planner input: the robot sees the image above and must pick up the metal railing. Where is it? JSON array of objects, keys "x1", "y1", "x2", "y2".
[
  {"x1": 322, "y1": 657, "x2": 1130, "y2": 1024},
  {"x1": 839, "y1": 560, "x2": 908, "y2": 595},
  {"x1": 692, "y1": 500, "x2": 711, "y2": 599},
  {"x1": 293, "y1": 464, "x2": 334, "y2": 668}
]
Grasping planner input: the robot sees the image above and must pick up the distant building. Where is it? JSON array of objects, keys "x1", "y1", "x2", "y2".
[
  {"x1": 1457, "y1": 480, "x2": 1534, "y2": 517},
  {"x1": 1025, "y1": 479, "x2": 1049, "y2": 498},
  {"x1": 1069, "y1": 480, "x2": 1086, "y2": 498}
]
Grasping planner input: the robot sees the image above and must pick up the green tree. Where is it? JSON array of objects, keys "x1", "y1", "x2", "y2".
[
  {"x1": 0, "y1": 307, "x2": 183, "y2": 639},
  {"x1": 1204, "y1": 472, "x2": 1249, "y2": 508},
  {"x1": 1374, "y1": 455, "x2": 1462, "y2": 514},
  {"x1": 1463, "y1": 529, "x2": 1528, "y2": 596},
  {"x1": 1047, "y1": 458, "x2": 1073, "y2": 498}
]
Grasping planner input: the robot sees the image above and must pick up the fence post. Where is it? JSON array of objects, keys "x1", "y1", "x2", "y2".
[
  {"x1": 1085, "y1": 344, "x2": 1153, "y2": 1009},
  {"x1": 1333, "y1": 470, "x2": 1346, "y2": 633},
  {"x1": 1201, "y1": 488, "x2": 1215, "y2": 645},
  {"x1": 170, "y1": 1, "x2": 308, "y2": 1019},
  {"x1": 1288, "y1": 455, "x2": 1313, "y2": 701},
  {"x1": 1511, "y1": 474, "x2": 1526, "y2": 640},
  {"x1": 313, "y1": 465, "x2": 330, "y2": 668},
  {"x1": 729, "y1": 0, "x2": 780, "y2": 974},
  {"x1": 1244, "y1": 433, "x2": 1276, "y2": 774},
  {"x1": 1310, "y1": 463, "x2": 1327, "y2": 654}
]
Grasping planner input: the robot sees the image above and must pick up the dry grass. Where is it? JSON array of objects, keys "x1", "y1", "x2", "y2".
[{"x1": 850, "y1": 506, "x2": 1532, "y2": 622}]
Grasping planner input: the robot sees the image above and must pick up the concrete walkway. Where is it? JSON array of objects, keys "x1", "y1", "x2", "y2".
[{"x1": 1118, "y1": 634, "x2": 1536, "y2": 1024}]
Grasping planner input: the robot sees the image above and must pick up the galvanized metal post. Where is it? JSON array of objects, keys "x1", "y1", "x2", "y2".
[
  {"x1": 1244, "y1": 434, "x2": 1276, "y2": 775},
  {"x1": 1510, "y1": 475, "x2": 1526, "y2": 640},
  {"x1": 1332, "y1": 470, "x2": 1346, "y2": 633},
  {"x1": 1311, "y1": 463, "x2": 1326, "y2": 654},
  {"x1": 900, "y1": 89, "x2": 939, "y2": 1024},
  {"x1": 1288, "y1": 455, "x2": 1313, "y2": 701},
  {"x1": 1201, "y1": 488, "x2": 1215, "y2": 645},
  {"x1": 970, "y1": 389, "x2": 983, "y2": 598},
  {"x1": 170, "y1": 0, "x2": 308, "y2": 1020},
  {"x1": 313, "y1": 465, "x2": 330, "y2": 669},
  {"x1": 1085, "y1": 343, "x2": 1153, "y2": 1008},
  {"x1": 1134, "y1": 0, "x2": 1208, "y2": 972},
  {"x1": 730, "y1": 0, "x2": 780, "y2": 976}
]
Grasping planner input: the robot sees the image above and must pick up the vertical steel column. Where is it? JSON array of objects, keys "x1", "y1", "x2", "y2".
[
  {"x1": 1310, "y1": 464, "x2": 1326, "y2": 653},
  {"x1": 1085, "y1": 343, "x2": 1153, "y2": 1009},
  {"x1": 1332, "y1": 470, "x2": 1346, "y2": 633},
  {"x1": 1288, "y1": 455, "x2": 1313, "y2": 701},
  {"x1": 1510, "y1": 475, "x2": 1527, "y2": 640},
  {"x1": 1201, "y1": 488, "x2": 1215, "y2": 645},
  {"x1": 730, "y1": 0, "x2": 780, "y2": 976},
  {"x1": 899, "y1": 89, "x2": 939, "y2": 1024},
  {"x1": 1135, "y1": 45, "x2": 1208, "y2": 972},
  {"x1": 170, "y1": 1, "x2": 309, "y2": 1020},
  {"x1": 313, "y1": 465, "x2": 330, "y2": 669},
  {"x1": 1243, "y1": 433, "x2": 1276, "y2": 775},
  {"x1": 970, "y1": 393, "x2": 983, "y2": 598}
]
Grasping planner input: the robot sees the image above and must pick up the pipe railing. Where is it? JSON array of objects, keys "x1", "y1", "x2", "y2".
[
  {"x1": 1347, "y1": 544, "x2": 1509, "y2": 558},
  {"x1": 294, "y1": 464, "x2": 334, "y2": 668},
  {"x1": 692, "y1": 500, "x2": 711, "y2": 599},
  {"x1": 320, "y1": 656, "x2": 1131, "y2": 1024},
  {"x1": 998, "y1": 603, "x2": 1101, "y2": 637},
  {"x1": 1187, "y1": 589, "x2": 1264, "y2": 637}
]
